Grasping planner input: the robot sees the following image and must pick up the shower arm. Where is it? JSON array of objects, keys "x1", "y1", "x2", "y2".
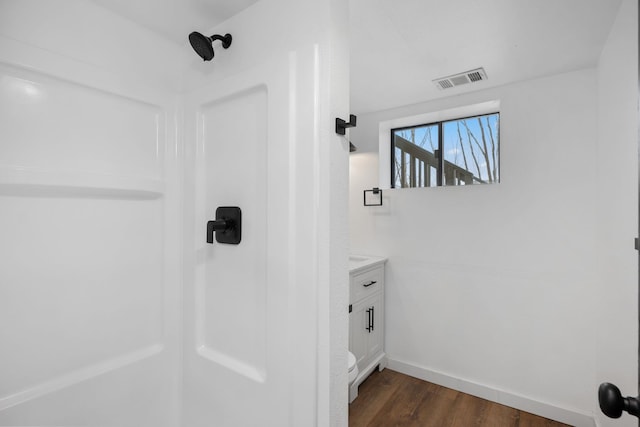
[{"x1": 209, "y1": 34, "x2": 232, "y2": 49}]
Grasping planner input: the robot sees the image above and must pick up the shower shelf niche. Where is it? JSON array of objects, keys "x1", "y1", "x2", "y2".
[{"x1": 0, "y1": 166, "x2": 164, "y2": 198}]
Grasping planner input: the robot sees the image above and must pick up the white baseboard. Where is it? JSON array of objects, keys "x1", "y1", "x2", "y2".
[{"x1": 387, "y1": 358, "x2": 596, "y2": 427}]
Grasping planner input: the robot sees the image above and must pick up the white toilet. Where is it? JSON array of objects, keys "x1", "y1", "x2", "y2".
[{"x1": 347, "y1": 351, "x2": 358, "y2": 385}]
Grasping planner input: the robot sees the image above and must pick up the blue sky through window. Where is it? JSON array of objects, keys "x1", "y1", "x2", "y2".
[{"x1": 392, "y1": 113, "x2": 499, "y2": 187}]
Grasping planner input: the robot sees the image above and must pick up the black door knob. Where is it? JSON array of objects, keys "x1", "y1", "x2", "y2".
[{"x1": 599, "y1": 382, "x2": 640, "y2": 418}]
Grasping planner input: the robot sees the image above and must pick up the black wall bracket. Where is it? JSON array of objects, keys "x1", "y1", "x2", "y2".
[
  {"x1": 207, "y1": 206, "x2": 241, "y2": 244},
  {"x1": 336, "y1": 114, "x2": 357, "y2": 135}
]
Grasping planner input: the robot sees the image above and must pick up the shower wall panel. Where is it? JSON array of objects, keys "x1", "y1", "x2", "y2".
[
  {"x1": 181, "y1": 0, "x2": 351, "y2": 424},
  {"x1": 197, "y1": 86, "x2": 268, "y2": 381},
  {"x1": 182, "y1": 63, "x2": 288, "y2": 427},
  {"x1": 0, "y1": 2, "x2": 182, "y2": 426},
  {"x1": 0, "y1": 64, "x2": 164, "y2": 192}
]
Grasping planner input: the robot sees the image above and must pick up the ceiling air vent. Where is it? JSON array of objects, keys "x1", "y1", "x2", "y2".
[{"x1": 433, "y1": 68, "x2": 487, "y2": 90}]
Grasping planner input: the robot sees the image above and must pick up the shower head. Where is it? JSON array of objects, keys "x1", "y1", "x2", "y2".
[{"x1": 188, "y1": 32, "x2": 233, "y2": 61}]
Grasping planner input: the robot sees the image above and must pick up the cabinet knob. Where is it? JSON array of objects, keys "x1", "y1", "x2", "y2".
[{"x1": 363, "y1": 280, "x2": 377, "y2": 288}]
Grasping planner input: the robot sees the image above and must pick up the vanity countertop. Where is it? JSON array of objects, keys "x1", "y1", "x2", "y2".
[{"x1": 349, "y1": 254, "x2": 387, "y2": 274}]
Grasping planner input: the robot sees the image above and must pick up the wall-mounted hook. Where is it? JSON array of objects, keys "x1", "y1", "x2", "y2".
[
  {"x1": 207, "y1": 206, "x2": 242, "y2": 244},
  {"x1": 336, "y1": 114, "x2": 357, "y2": 135}
]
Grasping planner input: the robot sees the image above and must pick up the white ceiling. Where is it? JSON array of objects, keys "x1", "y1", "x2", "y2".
[
  {"x1": 88, "y1": 0, "x2": 623, "y2": 115},
  {"x1": 350, "y1": 0, "x2": 624, "y2": 114},
  {"x1": 89, "y1": 0, "x2": 259, "y2": 43}
]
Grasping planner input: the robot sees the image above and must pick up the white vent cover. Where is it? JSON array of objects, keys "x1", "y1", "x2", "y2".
[{"x1": 433, "y1": 68, "x2": 487, "y2": 90}]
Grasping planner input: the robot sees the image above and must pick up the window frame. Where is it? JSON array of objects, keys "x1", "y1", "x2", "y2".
[{"x1": 390, "y1": 111, "x2": 500, "y2": 189}]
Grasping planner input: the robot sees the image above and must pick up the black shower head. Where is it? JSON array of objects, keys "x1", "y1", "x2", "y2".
[{"x1": 189, "y1": 32, "x2": 232, "y2": 61}]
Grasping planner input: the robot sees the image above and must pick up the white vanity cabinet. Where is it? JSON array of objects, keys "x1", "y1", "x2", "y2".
[{"x1": 349, "y1": 256, "x2": 386, "y2": 402}]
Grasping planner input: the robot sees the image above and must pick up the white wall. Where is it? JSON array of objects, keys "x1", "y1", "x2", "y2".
[
  {"x1": 595, "y1": 0, "x2": 638, "y2": 426},
  {"x1": 349, "y1": 68, "x2": 602, "y2": 425}
]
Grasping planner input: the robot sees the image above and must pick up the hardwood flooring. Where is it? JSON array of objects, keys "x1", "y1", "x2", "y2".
[{"x1": 349, "y1": 369, "x2": 572, "y2": 427}]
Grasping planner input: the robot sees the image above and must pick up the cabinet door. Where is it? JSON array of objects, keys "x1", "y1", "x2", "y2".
[
  {"x1": 350, "y1": 292, "x2": 384, "y2": 369},
  {"x1": 366, "y1": 292, "x2": 384, "y2": 359},
  {"x1": 349, "y1": 299, "x2": 370, "y2": 368}
]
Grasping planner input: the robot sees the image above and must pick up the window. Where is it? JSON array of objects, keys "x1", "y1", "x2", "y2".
[{"x1": 391, "y1": 112, "x2": 499, "y2": 188}]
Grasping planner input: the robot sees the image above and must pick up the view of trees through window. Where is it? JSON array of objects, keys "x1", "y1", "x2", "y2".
[{"x1": 391, "y1": 113, "x2": 499, "y2": 188}]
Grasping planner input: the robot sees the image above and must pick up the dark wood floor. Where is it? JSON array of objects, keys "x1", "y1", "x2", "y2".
[{"x1": 349, "y1": 369, "x2": 572, "y2": 427}]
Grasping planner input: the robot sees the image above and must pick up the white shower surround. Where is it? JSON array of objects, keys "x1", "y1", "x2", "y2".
[{"x1": 0, "y1": 0, "x2": 349, "y2": 426}]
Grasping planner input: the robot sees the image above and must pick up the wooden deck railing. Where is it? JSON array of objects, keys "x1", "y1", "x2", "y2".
[{"x1": 394, "y1": 136, "x2": 481, "y2": 187}]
